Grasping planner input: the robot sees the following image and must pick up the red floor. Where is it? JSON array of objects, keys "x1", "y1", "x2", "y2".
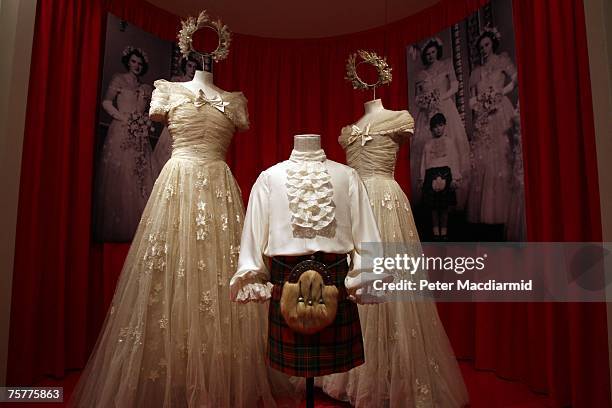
[{"x1": 2, "y1": 362, "x2": 553, "y2": 407}]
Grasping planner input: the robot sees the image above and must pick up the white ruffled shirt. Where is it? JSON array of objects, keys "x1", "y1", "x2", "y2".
[{"x1": 230, "y1": 149, "x2": 383, "y2": 302}]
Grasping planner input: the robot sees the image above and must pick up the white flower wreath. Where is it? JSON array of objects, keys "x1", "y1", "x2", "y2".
[
  {"x1": 345, "y1": 50, "x2": 392, "y2": 91},
  {"x1": 177, "y1": 10, "x2": 231, "y2": 62}
]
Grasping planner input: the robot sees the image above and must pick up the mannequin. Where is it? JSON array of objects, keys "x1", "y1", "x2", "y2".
[
  {"x1": 230, "y1": 127, "x2": 388, "y2": 382},
  {"x1": 293, "y1": 134, "x2": 321, "y2": 152},
  {"x1": 151, "y1": 69, "x2": 226, "y2": 181},
  {"x1": 290, "y1": 131, "x2": 335, "y2": 408},
  {"x1": 232, "y1": 129, "x2": 388, "y2": 408},
  {"x1": 179, "y1": 69, "x2": 225, "y2": 99},
  {"x1": 354, "y1": 98, "x2": 404, "y2": 130}
]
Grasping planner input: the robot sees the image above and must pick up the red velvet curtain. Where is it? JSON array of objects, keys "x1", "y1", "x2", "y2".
[
  {"x1": 7, "y1": 0, "x2": 107, "y2": 383},
  {"x1": 8, "y1": 0, "x2": 610, "y2": 406}
]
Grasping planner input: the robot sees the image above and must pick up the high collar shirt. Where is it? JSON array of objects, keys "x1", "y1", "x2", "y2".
[{"x1": 230, "y1": 149, "x2": 383, "y2": 301}]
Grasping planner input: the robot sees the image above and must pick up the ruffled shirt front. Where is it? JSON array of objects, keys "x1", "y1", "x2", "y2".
[
  {"x1": 230, "y1": 149, "x2": 383, "y2": 302},
  {"x1": 286, "y1": 149, "x2": 336, "y2": 238}
]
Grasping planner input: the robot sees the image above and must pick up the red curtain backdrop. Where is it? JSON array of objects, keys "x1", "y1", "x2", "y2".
[{"x1": 8, "y1": 0, "x2": 610, "y2": 406}]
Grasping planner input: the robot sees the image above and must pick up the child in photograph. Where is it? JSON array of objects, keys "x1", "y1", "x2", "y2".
[{"x1": 419, "y1": 112, "x2": 461, "y2": 240}]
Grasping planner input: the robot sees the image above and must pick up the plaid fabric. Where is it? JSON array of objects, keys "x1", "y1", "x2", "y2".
[{"x1": 268, "y1": 252, "x2": 364, "y2": 377}]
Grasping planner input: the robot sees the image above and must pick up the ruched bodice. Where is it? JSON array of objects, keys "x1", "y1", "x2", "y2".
[
  {"x1": 339, "y1": 110, "x2": 414, "y2": 180},
  {"x1": 149, "y1": 80, "x2": 249, "y2": 163},
  {"x1": 168, "y1": 101, "x2": 234, "y2": 162}
]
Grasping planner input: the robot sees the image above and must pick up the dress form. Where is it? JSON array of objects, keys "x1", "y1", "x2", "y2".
[
  {"x1": 180, "y1": 69, "x2": 225, "y2": 99},
  {"x1": 354, "y1": 99, "x2": 399, "y2": 129},
  {"x1": 294, "y1": 134, "x2": 353, "y2": 408},
  {"x1": 295, "y1": 135, "x2": 326, "y2": 408},
  {"x1": 294, "y1": 134, "x2": 321, "y2": 152}
]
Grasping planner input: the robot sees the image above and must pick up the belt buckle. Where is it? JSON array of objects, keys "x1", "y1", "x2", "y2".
[{"x1": 287, "y1": 259, "x2": 335, "y2": 286}]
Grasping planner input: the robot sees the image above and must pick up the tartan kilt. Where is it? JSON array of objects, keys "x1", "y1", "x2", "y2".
[{"x1": 268, "y1": 252, "x2": 364, "y2": 377}]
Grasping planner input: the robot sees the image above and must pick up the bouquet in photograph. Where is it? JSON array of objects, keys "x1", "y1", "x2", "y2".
[
  {"x1": 510, "y1": 104, "x2": 524, "y2": 187},
  {"x1": 121, "y1": 111, "x2": 155, "y2": 197},
  {"x1": 127, "y1": 111, "x2": 154, "y2": 141},
  {"x1": 416, "y1": 88, "x2": 441, "y2": 114},
  {"x1": 474, "y1": 86, "x2": 502, "y2": 115},
  {"x1": 472, "y1": 87, "x2": 503, "y2": 148}
]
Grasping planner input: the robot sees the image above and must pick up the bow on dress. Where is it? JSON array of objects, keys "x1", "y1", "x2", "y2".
[
  {"x1": 347, "y1": 123, "x2": 373, "y2": 146},
  {"x1": 194, "y1": 89, "x2": 229, "y2": 112}
]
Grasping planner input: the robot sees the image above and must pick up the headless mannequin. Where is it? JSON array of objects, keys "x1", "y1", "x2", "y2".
[
  {"x1": 179, "y1": 69, "x2": 225, "y2": 99},
  {"x1": 354, "y1": 98, "x2": 399, "y2": 129},
  {"x1": 293, "y1": 134, "x2": 321, "y2": 152},
  {"x1": 293, "y1": 132, "x2": 322, "y2": 408}
]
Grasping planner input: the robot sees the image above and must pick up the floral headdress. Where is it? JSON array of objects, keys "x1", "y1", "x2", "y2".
[
  {"x1": 345, "y1": 50, "x2": 392, "y2": 91},
  {"x1": 476, "y1": 24, "x2": 502, "y2": 46},
  {"x1": 122, "y1": 46, "x2": 149, "y2": 64},
  {"x1": 177, "y1": 10, "x2": 231, "y2": 63},
  {"x1": 424, "y1": 37, "x2": 444, "y2": 49}
]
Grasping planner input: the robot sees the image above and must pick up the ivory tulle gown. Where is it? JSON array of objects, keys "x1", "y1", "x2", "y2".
[
  {"x1": 71, "y1": 80, "x2": 295, "y2": 407},
  {"x1": 319, "y1": 110, "x2": 469, "y2": 407}
]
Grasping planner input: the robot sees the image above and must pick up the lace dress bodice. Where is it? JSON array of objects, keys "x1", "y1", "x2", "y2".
[
  {"x1": 339, "y1": 110, "x2": 414, "y2": 180},
  {"x1": 149, "y1": 80, "x2": 249, "y2": 163}
]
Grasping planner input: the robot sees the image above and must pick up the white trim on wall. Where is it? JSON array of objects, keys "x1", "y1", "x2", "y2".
[
  {"x1": 583, "y1": 0, "x2": 612, "y2": 394},
  {"x1": 0, "y1": 0, "x2": 37, "y2": 386}
]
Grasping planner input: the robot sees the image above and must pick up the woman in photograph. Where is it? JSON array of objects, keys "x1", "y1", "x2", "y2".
[
  {"x1": 94, "y1": 46, "x2": 155, "y2": 242},
  {"x1": 411, "y1": 37, "x2": 470, "y2": 206},
  {"x1": 466, "y1": 27, "x2": 518, "y2": 227},
  {"x1": 171, "y1": 53, "x2": 201, "y2": 82}
]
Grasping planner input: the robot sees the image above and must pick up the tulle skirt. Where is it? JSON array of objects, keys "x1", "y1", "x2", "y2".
[
  {"x1": 72, "y1": 157, "x2": 296, "y2": 407},
  {"x1": 319, "y1": 176, "x2": 469, "y2": 408}
]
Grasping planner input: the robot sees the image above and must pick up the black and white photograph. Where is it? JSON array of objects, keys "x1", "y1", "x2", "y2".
[
  {"x1": 92, "y1": 14, "x2": 207, "y2": 242},
  {"x1": 407, "y1": 0, "x2": 525, "y2": 242}
]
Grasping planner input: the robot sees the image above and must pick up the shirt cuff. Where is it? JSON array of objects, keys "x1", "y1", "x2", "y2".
[
  {"x1": 234, "y1": 282, "x2": 274, "y2": 303},
  {"x1": 350, "y1": 286, "x2": 390, "y2": 304},
  {"x1": 345, "y1": 271, "x2": 394, "y2": 291}
]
